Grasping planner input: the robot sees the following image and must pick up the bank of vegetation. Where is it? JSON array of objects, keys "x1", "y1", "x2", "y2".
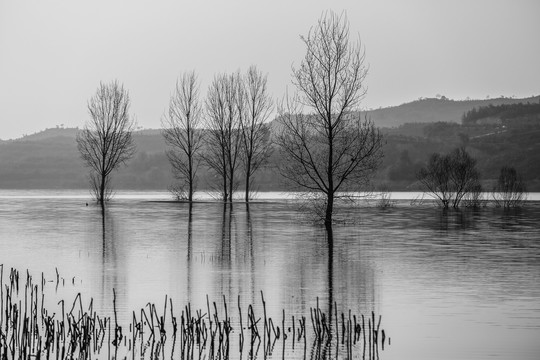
[{"x1": 0, "y1": 265, "x2": 388, "y2": 359}]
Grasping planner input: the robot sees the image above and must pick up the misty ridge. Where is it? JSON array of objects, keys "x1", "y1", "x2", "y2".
[{"x1": 1, "y1": 94, "x2": 539, "y2": 192}]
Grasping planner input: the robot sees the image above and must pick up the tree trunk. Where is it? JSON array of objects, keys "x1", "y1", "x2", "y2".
[
  {"x1": 222, "y1": 172, "x2": 228, "y2": 202},
  {"x1": 228, "y1": 152, "x2": 235, "y2": 202},
  {"x1": 245, "y1": 162, "x2": 251, "y2": 203},
  {"x1": 325, "y1": 191, "x2": 334, "y2": 226},
  {"x1": 188, "y1": 159, "x2": 193, "y2": 202},
  {"x1": 228, "y1": 172, "x2": 234, "y2": 202},
  {"x1": 99, "y1": 174, "x2": 106, "y2": 207},
  {"x1": 326, "y1": 120, "x2": 334, "y2": 226}
]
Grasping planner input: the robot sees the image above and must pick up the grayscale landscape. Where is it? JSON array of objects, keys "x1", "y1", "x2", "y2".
[{"x1": 0, "y1": 1, "x2": 539, "y2": 359}]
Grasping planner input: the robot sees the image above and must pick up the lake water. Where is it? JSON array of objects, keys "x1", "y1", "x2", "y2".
[{"x1": 0, "y1": 190, "x2": 539, "y2": 359}]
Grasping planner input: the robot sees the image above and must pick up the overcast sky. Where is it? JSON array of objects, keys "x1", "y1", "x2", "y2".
[{"x1": 1, "y1": 0, "x2": 539, "y2": 140}]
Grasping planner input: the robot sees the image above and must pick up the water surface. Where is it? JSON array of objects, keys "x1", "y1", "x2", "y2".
[{"x1": 0, "y1": 190, "x2": 539, "y2": 359}]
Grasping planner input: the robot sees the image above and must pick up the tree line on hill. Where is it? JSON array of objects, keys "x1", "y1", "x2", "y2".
[{"x1": 462, "y1": 100, "x2": 540, "y2": 125}]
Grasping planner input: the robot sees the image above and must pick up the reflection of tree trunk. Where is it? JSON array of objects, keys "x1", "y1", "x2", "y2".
[
  {"x1": 326, "y1": 223, "x2": 334, "y2": 322},
  {"x1": 220, "y1": 203, "x2": 228, "y2": 262},
  {"x1": 439, "y1": 209, "x2": 449, "y2": 231},
  {"x1": 228, "y1": 203, "x2": 233, "y2": 265},
  {"x1": 101, "y1": 205, "x2": 106, "y2": 303},
  {"x1": 187, "y1": 203, "x2": 193, "y2": 302},
  {"x1": 187, "y1": 203, "x2": 193, "y2": 261},
  {"x1": 323, "y1": 223, "x2": 334, "y2": 359},
  {"x1": 219, "y1": 203, "x2": 233, "y2": 296},
  {"x1": 100, "y1": 205, "x2": 118, "y2": 314},
  {"x1": 229, "y1": 203, "x2": 235, "y2": 302},
  {"x1": 246, "y1": 203, "x2": 256, "y2": 304},
  {"x1": 310, "y1": 225, "x2": 336, "y2": 360}
]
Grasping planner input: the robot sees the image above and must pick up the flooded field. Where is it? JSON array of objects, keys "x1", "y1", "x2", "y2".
[{"x1": 0, "y1": 190, "x2": 539, "y2": 359}]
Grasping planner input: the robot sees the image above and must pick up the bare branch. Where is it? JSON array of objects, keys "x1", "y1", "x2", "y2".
[
  {"x1": 239, "y1": 65, "x2": 274, "y2": 201},
  {"x1": 202, "y1": 73, "x2": 243, "y2": 201},
  {"x1": 275, "y1": 11, "x2": 382, "y2": 225},
  {"x1": 162, "y1": 71, "x2": 204, "y2": 202},
  {"x1": 76, "y1": 80, "x2": 136, "y2": 205}
]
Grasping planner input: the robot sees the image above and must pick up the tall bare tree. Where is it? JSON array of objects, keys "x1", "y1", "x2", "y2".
[
  {"x1": 240, "y1": 66, "x2": 273, "y2": 202},
  {"x1": 275, "y1": 11, "x2": 383, "y2": 226},
  {"x1": 203, "y1": 73, "x2": 243, "y2": 201},
  {"x1": 77, "y1": 81, "x2": 136, "y2": 206},
  {"x1": 162, "y1": 71, "x2": 204, "y2": 202}
]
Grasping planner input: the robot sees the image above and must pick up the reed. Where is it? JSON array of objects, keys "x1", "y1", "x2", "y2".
[{"x1": 0, "y1": 265, "x2": 389, "y2": 359}]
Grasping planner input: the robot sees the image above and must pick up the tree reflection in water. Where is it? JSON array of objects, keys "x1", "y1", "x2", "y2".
[{"x1": 0, "y1": 204, "x2": 388, "y2": 359}]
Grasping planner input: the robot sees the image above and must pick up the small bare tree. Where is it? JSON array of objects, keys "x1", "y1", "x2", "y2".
[
  {"x1": 275, "y1": 11, "x2": 383, "y2": 226},
  {"x1": 240, "y1": 66, "x2": 273, "y2": 202},
  {"x1": 463, "y1": 182, "x2": 484, "y2": 208},
  {"x1": 492, "y1": 166, "x2": 527, "y2": 208},
  {"x1": 77, "y1": 81, "x2": 136, "y2": 206},
  {"x1": 417, "y1": 147, "x2": 480, "y2": 209},
  {"x1": 417, "y1": 153, "x2": 453, "y2": 208},
  {"x1": 162, "y1": 71, "x2": 204, "y2": 202},
  {"x1": 203, "y1": 73, "x2": 243, "y2": 201},
  {"x1": 448, "y1": 148, "x2": 481, "y2": 208}
]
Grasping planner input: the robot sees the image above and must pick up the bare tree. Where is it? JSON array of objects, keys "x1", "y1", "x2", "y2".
[
  {"x1": 203, "y1": 75, "x2": 228, "y2": 200},
  {"x1": 463, "y1": 182, "x2": 484, "y2": 208},
  {"x1": 203, "y1": 73, "x2": 243, "y2": 201},
  {"x1": 162, "y1": 71, "x2": 204, "y2": 202},
  {"x1": 492, "y1": 166, "x2": 527, "y2": 208},
  {"x1": 77, "y1": 81, "x2": 136, "y2": 206},
  {"x1": 448, "y1": 147, "x2": 481, "y2": 208},
  {"x1": 417, "y1": 153, "x2": 453, "y2": 208},
  {"x1": 274, "y1": 11, "x2": 383, "y2": 226},
  {"x1": 417, "y1": 147, "x2": 480, "y2": 209},
  {"x1": 240, "y1": 66, "x2": 273, "y2": 202}
]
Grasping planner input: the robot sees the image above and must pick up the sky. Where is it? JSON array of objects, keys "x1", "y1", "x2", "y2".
[{"x1": 1, "y1": 0, "x2": 539, "y2": 140}]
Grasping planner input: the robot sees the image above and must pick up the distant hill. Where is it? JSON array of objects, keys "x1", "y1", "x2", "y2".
[
  {"x1": 15, "y1": 127, "x2": 80, "y2": 141},
  {"x1": 1, "y1": 95, "x2": 539, "y2": 191},
  {"x1": 10, "y1": 127, "x2": 162, "y2": 142},
  {"x1": 376, "y1": 98, "x2": 540, "y2": 191},
  {"x1": 0, "y1": 128, "x2": 172, "y2": 190},
  {"x1": 367, "y1": 96, "x2": 540, "y2": 128}
]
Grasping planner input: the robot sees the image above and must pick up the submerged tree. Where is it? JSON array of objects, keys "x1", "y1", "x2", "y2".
[
  {"x1": 462, "y1": 181, "x2": 484, "y2": 208},
  {"x1": 417, "y1": 147, "x2": 480, "y2": 209},
  {"x1": 448, "y1": 147, "x2": 481, "y2": 208},
  {"x1": 77, "y1": 81, "x2": 136, "y2": 206},
  {"x1": 492, "y1": 166, "x2": 527, "y2": 208},
  {"x1": 239, "y1": 66, "x2": 273, "y2": 202},
  {"x1": 417, "y1": 153, "x2": 453, "y2": 208},
  {"x1": 203, "y1": 73, "x2": 243, "y2": 201},
  {"x1": 275, "y1": 11, "x2": 383, "y2": 226},
  {"x1": 162, "y1": 71, "x2": 204, "y2": 202}
]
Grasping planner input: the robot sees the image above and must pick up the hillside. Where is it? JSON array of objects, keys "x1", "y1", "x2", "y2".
[
  {"x1": 367, "y1": 95, "x2": 540, "y2": 127},
  {"x1": 1, "y1": 95, "x2": 539, "y2": 191},
  {"x1": 0, "y1": 129, "x2": 173, "y2": 190},
  {"x1": 377, "y1": 100, "x2": 540, "y2": 191}
]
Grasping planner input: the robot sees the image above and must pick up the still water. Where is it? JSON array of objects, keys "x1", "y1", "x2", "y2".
[{"x1": 0, "y1": 190, "x2": 539, "y2": 359}]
